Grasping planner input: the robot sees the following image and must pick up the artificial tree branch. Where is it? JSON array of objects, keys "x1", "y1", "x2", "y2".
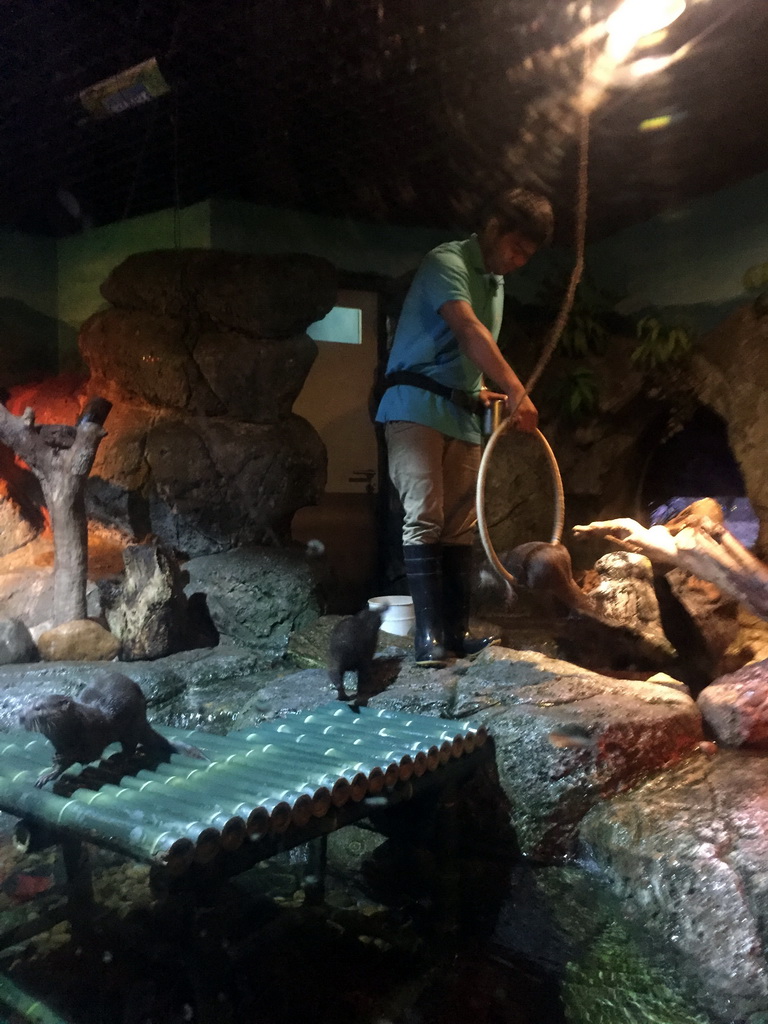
[
  {"x1": 0, "y1": 397, "x2": 112, "y2": 624},
  {"x1": 573, "y1": 503, "x2": 768, "y2": 621}
]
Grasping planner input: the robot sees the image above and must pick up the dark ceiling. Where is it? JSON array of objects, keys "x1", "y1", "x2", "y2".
[{"x1": 0, "y1": 0, "x2": 766, "y2": 244}]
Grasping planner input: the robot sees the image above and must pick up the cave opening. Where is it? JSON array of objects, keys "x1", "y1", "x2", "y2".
[{"x1": 641, "y1": 406, "x2": 758, "y2": 548}]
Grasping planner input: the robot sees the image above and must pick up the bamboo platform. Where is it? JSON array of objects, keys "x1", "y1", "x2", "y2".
[{"x1": 0, "y1": 703, "x2": 491, "y2": 896}]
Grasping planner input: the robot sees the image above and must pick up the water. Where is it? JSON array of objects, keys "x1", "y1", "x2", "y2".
[{"x1": 0, "y1": 814, "x2": 719, "y2": 1024}]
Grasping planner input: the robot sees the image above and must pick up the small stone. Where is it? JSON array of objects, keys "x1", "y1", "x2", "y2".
[
  {"x1": 37, "y1": 619, "x2": 120, "y2": 662},
  {"x1": 0, "y1": 617, "x2": 38, "y2": 665}
]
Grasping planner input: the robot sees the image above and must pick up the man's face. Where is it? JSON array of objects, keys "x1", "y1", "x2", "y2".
[{"x1": 481, "y1": 222, "x2": 539, "y2": 276}]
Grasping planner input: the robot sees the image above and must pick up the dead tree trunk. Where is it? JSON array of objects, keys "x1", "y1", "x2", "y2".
[
  {"x1": 0, "y1": 397, "x2": 111, "y2": 624},
  {"x1": 573, "y1": 499, "x2": 768, "y2": 622}
]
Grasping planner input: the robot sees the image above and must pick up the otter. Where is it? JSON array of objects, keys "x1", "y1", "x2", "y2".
[
  {"x1": 328, "y1": 604, "x2": 387, "y2": 701},
  {"x1": 20, "y1": 670, "x2": 206, "y2": 788},
  {"x1": 501, "y1": 541, "x2": 594, "y2": 614}
]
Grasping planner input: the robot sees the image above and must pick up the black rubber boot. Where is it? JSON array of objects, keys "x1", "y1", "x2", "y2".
[
  {"x1": 442, "y1": 545, "x2": 500, "y2": 657},
  {"x1": 403, "y1": 544, "x2": 449, "y2": 667}
]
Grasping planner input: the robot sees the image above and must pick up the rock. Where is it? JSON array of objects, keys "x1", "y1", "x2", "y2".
[
  {"x1": 0, "y1": 646, "x2": 257, "y2": 736},
  {"x1": 0, "y1": 618, "x2": 37, "y2": 664},
  {"x1": 68, "y1": 248, "x2": 335, "y2": 560},
  {"x1": 184, "y1": 546, "x2": 325, "y2": 663},
  {"x1": 587, "y1": 551, "x2": 662, "y2": 630},
  {"x1": 579, "y1": 751, "x2": 768, "y2": 1022},
  {"x1": 0, "y1": 568, "x2": 102, "y2": 628},
  {"x1": 724, "y1": 609, "x2": 768, "y2": 670},
  {"x1": 89, "y1": 410, "x2": 326, "y2": 556},
  {"x1": 698, "y1": 659, "x2": 768, "y2": 746},
  {"x1": 367, "y1": 645, "x2": 703, "y2": 860},
  {"x1": 99, "y1": 542, "x2": 196, "y2": 661},
  {"x1": 37, "y1": 620, "x2": 120, "y2": 662},
  {"x1": 0, "y1": 486, "x2": 38, "y2": 556},
  {"x1": 238, "y1": 668, "x2": 340, "y2": 721},
  {"x1": 192, "y1": 330, "x2": 317, "y2": 423},
  {"x1": 666, "y1": 568, "x2": 741, "y2": 670},
  {"x1": 80, "y1": 313, "x2": 320, "y2": 426},
  {"x1": 99, "y1": 249, "x2": 337, "y2": 337},
  {"x1": 692, "y1": 304, "x2": 768, "y2": 556},
  {"x1": 79, "y1": 309, "x2": 224, "y2": 414}
]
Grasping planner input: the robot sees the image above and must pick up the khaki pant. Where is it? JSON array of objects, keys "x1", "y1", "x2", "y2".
[{"x1": 385, "y1": 421, "x2": 480, "y2": 547}]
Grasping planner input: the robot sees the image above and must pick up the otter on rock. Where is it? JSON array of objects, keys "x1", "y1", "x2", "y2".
[
  {"x1": 501, "y1": 541, "x2": 594, "y2": 614},
  {"x1": 20, "y1": 670, "x2": 206, "y2": 788},
  {"x1": 328, "y1": 604, "x2": 387, "y2": 701}
]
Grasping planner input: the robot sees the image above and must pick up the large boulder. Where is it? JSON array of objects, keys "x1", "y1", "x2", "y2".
[
  {"x1": 78, "y1": 309, "x2": 224, "y2": 415},
  {"x1": 353, "y1": 643, "x2": 703, "y2": 860},
  {"x1": 88, "y1": 410, "x2": 326, "y2": 555},
  {"x1": 37, "y1": 619, "x2": 121, "y2": 662},
  {"x1": 79, "y1": 310, "x2": 319, "y2": 424},
  {"x1": 579, "y1": 751, "x2": 768, "y2": 1022},
  {"x1": 184, "y1": 546, "x2": 325, "y2": 663},
  {"x1": 100, "y1": 249, "x2": 337, "y2": 337},
  {"x1": 452, "y1": 648, "x2": 703, "y2": 859}
]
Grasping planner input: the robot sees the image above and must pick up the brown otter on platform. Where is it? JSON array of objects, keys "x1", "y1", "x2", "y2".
[
  {"x1": 20, "y1": 670, "x2": 206, "y2": 788},
  {"x1": 328, "y1": 604, "x2": 387, "y2": 701}
]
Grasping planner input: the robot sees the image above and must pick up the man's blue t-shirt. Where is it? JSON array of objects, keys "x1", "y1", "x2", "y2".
[{"x1": 375, "y1": 234, "x2": 504, "y2": 444}]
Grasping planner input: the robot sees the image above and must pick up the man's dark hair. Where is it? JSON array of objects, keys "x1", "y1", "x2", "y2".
[{"x1": 479, "y1": 188, "x2": 554, "y2": 247}]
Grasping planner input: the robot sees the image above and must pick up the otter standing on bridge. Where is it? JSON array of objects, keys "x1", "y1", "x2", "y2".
[
  {"x1": 21, "y1": 670, "x2": 206, "y2": 787},
  {"x1": 328, "y1": 604, "x2": 387, "y2": 702}
]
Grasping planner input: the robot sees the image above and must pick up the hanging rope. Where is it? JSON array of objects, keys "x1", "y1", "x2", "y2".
[
  {"x1": 171, "y1": 91, "x2": 182, "y2": 250},
  {"x1": 476, "y1": 103, "x2": 590, "y2": 587}
]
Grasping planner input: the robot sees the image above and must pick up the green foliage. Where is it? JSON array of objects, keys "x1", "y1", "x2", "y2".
[
  {"x1": 560, "y1": 304, "x2": 609, "y2": 358},
  {"x1": 630, "y1": 315, "x2": 693, "y2": 371},
  {"x1": 534, "y1": 271, "x2": 618, "y2": 359},
  {"x1": 743, "y1": 260, "x2": 768, "y2": 292},
  {"x1": 554, "y1": 365, "x2": 600, "y2": 421}
]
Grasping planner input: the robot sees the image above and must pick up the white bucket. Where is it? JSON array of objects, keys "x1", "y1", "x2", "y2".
[{"x1": 368, "y1": 594, "x2": 415, "y2": 637}]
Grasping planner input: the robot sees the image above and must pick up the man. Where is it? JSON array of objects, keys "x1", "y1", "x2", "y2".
[{"x1": 376, "y1": 188, "x2": 554, "y2": 666}]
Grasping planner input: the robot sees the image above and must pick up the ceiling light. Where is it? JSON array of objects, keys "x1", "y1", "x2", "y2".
[
  {"x1": 606, "y1": 0, "x2": 686, "y2": 61},
  {"x1": 627, "y1": 54, "x2": 675, "y2": 77},
  {"x1": 638, "y1": 112, "x2": 681, "y2": 130}
]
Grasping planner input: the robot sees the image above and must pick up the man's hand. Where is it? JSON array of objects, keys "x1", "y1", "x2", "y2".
[
  {"x1": 506, "y1": 392, "x2": 538, "y2": 433},
  {"x1": 439, "y1": 301, "x2": 538, "y2": 433},
  {"x1": 478, "y1": 388, "x2": 507, "y2": 408}
]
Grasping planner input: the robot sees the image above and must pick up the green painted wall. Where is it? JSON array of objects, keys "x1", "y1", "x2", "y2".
[
  {"x1": 209, "y1": 198, "x2": 451, "y2": 278},
  {"x1": 0, "y1": 230, "x2": 58, "y2": 379},
  {"x1": 587, "y1": 169, "x2": 768, "y2": 331}
]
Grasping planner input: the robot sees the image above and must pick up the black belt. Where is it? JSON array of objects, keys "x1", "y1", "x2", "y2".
[{"x1": 383, "y1": 370, "x2": 482, "y2": 415}]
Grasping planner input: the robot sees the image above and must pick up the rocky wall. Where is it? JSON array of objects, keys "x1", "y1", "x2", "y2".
[
  {"x1": 0, "y1": 249, "x2": 337, "y2": 558},
  {"x1": 690, "y1": 303, "x2": 768, "y2": 556}
]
